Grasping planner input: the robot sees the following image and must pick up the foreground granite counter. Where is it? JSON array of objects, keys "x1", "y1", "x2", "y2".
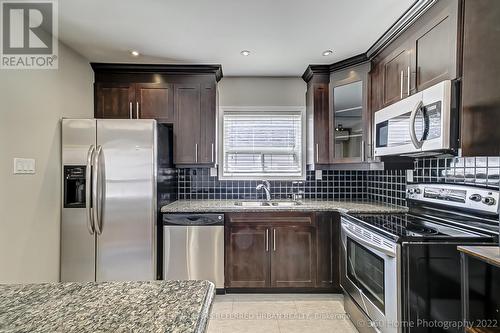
[
  {"x1": 161, "y1": 200, "x2": 408, "y2": 214},
  {"x1": 0, "y1": 280, "x2": 215, "y2": 333}
]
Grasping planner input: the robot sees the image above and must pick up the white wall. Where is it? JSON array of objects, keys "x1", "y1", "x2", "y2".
[
  {"x1": 0, "y1": 43, "x2": 93, "y2": 283},
  {"x1": 218, "y1": 77, "x2": 306, "y2": 107}
]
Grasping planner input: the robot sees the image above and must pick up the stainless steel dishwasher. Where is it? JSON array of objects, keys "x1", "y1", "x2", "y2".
[{"x1": 163, "y1": 213, "x2": 224, "y2": 288}]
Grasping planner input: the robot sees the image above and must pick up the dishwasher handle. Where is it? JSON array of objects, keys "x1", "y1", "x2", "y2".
[{"x1": 163, "y1": 213, "x2": 224, "y2": 226}]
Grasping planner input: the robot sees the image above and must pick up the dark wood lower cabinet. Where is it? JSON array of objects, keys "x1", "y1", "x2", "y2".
[
  {"x1": 225, "y1": 212, "x2": 339, "y2": 290},
  {"x1": 271, "y1": 226, "x2": 316, "y2": 288},
  {"x1": 226, "y1": 226, "x2": 270, "y2": 288},
  {"x1": 315, "y1": 212, "x2": 340, "y2": 290}
]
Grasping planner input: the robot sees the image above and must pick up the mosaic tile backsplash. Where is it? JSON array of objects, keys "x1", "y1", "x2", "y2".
[
  {"x1": 177, "y1": 168, "x2": 407, "y2": 207},
  {"x1": 413, "y1": 156, "x2": 500, "y2": 188}
]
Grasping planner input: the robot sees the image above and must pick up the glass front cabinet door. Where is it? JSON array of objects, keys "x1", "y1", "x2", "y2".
[{"x1": 330, "y1": 63, "x2": 371, "y2": 163}]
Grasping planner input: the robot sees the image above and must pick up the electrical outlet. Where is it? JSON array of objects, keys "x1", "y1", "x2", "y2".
[{"x1": 13, "y1": 158, "x2": 36, "y2": 174}]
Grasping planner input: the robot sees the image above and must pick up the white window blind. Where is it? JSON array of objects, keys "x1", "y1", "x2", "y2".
[{"x1": 222, "y1": 111, "x2": 304, "y2": 179}]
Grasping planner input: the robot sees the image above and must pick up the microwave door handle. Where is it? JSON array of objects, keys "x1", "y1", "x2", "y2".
[
  {"x1": 341, "y1": 224, "x2": 396, "y2": 258},
  {"x1": 85, "y1": 145, "x2": 96, "y2": 235},
  {"x1": 409, "y1": 100, "x2": 424, "y2": 149}
]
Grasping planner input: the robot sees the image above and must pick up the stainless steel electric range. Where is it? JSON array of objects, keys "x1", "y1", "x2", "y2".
[{"x1": 341, "y1": 183, "x2": 499, "y2": 333}]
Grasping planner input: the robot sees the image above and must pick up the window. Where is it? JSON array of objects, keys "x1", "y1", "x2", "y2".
[{"x1": 220, "y1": 107, "x2": 305, "y2": 180}]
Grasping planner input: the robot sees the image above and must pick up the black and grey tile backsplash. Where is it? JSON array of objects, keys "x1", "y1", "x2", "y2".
[
  {"x1": 177, "y1": 168, "x2": 407, "y2": 206},
  {"x1": 413, "y1": 156, "x2": 500, "y2": 188},
  {"x1": 172, "y1": 156, "x2": 499, "y2": 207}
]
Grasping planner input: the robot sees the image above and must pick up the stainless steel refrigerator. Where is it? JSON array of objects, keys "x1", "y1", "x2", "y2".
[{"x1": 61, "y1": 119, "x2": 157, "y2": 282}]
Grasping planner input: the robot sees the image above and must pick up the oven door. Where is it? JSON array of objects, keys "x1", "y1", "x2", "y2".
[{"x1": 341, "y1": 218, "x2": 401, "y2": 333}]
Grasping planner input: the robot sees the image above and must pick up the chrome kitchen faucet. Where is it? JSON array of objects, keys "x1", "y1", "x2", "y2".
[{"x1": 256, "y1": 180, "x2": 271, "y2": 201}]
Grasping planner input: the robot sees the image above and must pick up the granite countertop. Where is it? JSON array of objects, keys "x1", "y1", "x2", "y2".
[
  {"x1": 458, "y1": 246, "x2": 500, "y2": 268},
  {"x1": 0, "y1": 280, "x2": 215, "y2": 333},
  {"x1": 161, "y1": 200, "x2": 408, "y2": 214}
]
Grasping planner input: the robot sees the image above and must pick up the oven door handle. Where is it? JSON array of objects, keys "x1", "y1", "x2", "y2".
[
  {"x1": 341, "y1": 224, "x2": 396, "y2": 258},
  {"x1": 409, "y1": 100, "x2": 424, "y2": 149}
]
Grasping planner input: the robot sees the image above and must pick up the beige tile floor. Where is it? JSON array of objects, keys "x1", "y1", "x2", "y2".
[{"x1": 207, "y1": 294, "x2": 359, "y2": 333}]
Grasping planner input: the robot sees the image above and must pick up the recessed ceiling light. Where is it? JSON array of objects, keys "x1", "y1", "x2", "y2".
[
  {"x1": 130, "y1": 50, "x2": 140, "y2": 57},
  {"x1": 322, "y1": 49, "x2": 333, "y2": 56},
  {"x1": 240, "y1": 50, "x2": 251, "y2": 56}
]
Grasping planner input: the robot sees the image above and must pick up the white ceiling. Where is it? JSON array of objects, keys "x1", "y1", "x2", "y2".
[{"x1": 59, "y1": 0, "x2": 414, "y2": 76}]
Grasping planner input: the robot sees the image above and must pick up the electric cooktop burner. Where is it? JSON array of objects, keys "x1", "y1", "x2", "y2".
[
  {"x1": 381, "y1": 221, "x2": 439, "y2": 236},
  {"x1": 352, "y1": 213, "x2": 488, "y2": 240}
]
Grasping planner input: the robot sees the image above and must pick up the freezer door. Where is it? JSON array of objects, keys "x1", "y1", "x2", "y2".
[
  {"x1": 61, "y1": 119, "x2": 96, "y2": 282},
  {"x1": 96, "y1": 119, "x2": 157, "y2": 281}
]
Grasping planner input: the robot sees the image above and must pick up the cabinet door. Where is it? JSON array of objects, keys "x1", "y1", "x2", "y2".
[
  {"x1": 95, "y1": 83, "x2": 135, "y2": 119},
  {"x1": 382, "y1": 46, "x2": 412, "y2": 107},
  {"x1": 198, "y1": 83, "x2": 216, "y2": 164},
  {"x1": 174, "y1": 84, "x2": 201, "y2": 164},
  {"x1": 313, "y1": 83, "x2": 331, "y2": 164},
  {"x1": 135, "y1": 83, "x2": 174, "y2": 122},
  {"x1": 226, "y1": 226, "x2": 270, "y2": 288},
  {"x1": 316, "y1": 213, "x2": 341, "y2": 290},
  {"x1": 271, "y1": 226, "x2": 316, "y2": 288},
  {"x1": 415, "y1": 16, "x2": 457, "y2": 91}
]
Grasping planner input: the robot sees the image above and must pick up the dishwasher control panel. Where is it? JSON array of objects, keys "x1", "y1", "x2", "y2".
[{"x1": 163, "y1": 213, "x2": 224, "y2": 226}]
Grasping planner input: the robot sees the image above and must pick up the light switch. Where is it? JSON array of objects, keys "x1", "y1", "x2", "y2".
[
  {"x1": 406, "y1": 169, "x2": 414, "y2": 183},
  {"x1": 13, "y1": 158, "x2": 36, "y2": 174}
]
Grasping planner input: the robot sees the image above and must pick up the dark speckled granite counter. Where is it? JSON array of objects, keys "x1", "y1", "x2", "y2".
[
  {"x1": 0, "y1": 280, "x2": 215, "y2": 333},
  {"x1": 160, "y1": 200, "x2": 408, "y2": 214}
]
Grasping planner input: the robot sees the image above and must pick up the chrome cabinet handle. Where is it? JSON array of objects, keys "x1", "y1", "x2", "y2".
[
  {"x1": 400, "y1": 70, "x2": 404, "y2": 99},
  {"x1": 129, "y1": 102, "x2": 133, "y2": 119},
  {"x1": 211, "y1": 143, "x2": 214, "y2": 163},
  {"x1": 92, "y1": 145, "x2": 102, "y2": 235},
  {"x1": 265, "y1": 229, "x2": 269, "y2": 252},
  {"x1": 273, "y1": 229, "x2": 276, "y2": 252},
  {"x1": 409, "y1": 100, "x2": 424, "y2": 149},
  {"x1": 195, "y1": 144, "x2": 198, "y2": 163},
  {"x1": 136, "y1": 102, "x2": 140, "y2": 119},
  {"x1": 361, "y1": 140, "x2": 365, "y2": 162},
  {"x1": 316, "y1": 144, "x2": 319, "y2": 163},
  {"x1": 85, "y1": 145, "x2": 96, "y2": 235},
  {"x1": 407, "y1": 66, "x2": 411, "y2": 96}
]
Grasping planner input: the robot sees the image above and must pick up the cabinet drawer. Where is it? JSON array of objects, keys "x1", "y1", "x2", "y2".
[{"x1": 226, "y1": 212, "x2": 314, "y2": 226}]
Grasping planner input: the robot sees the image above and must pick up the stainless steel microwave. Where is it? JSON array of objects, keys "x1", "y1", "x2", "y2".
[{"x1": 374, "y1": 80, "x2": 459, "y2": 157}]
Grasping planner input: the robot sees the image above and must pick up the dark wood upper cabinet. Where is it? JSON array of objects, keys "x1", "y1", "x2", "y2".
[
  {"x1": 95, "y1": 83, "x2": 135, "y2": 119},
  {"x1": 460, "y1": 0, "x2": 500, "y2": 156},
  {"x1": 381, "y1": 46, "x2": 413, "y2": 107},
  {"x1": 371, "y1": 0, "x2": 459, "y2": 110},
  {"x1": 91, "y1": 64, "x2": 222, "y2": 164},
  {"x1": 414, "y1": 0, "x2": 459, "y2": 92},
  {"x1": 304, "y1": 71, "x2": 331, "y2": 165},
  {"x1": 330, "y1": 63, "x2": 372, "y2": 163},
  {"x1": 226, "y1": 225, "x2": 270, "y2": 288},
  {"x1": 174, "y1": 83, "x2": 201, "y2": 164},
  {"x1": 198, "y1": 83, "x2": 217, "y2": 164},
  {"x1": 135, "y1": 83, "x2": 174, "y2": 122},
  {"x1": 271, "y1": 226, "x2": 315, "y2": 288}
]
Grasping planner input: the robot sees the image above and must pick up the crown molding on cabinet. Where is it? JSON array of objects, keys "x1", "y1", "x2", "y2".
[
  {"x1": 90, "y1": 63, "x2": 223, "y2": 82},
  {"x1": 302, "y1": 0, "x2": 437, "y2": 81}
]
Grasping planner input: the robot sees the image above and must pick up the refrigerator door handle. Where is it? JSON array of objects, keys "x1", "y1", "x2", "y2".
[
  {"x1": 85, "y1": 145, "x2": 96, "y2": 234},
  {"x1": 92, "y1": 145, "x2": 103, "y2": 235},
  {"x1": 98, "y1": 145, "x2": 106, "y2": 234}
]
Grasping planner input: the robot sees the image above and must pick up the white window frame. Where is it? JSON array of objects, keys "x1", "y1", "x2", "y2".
[{"x1": 218, "y1": 106, "x2": 306, "y2": 180}]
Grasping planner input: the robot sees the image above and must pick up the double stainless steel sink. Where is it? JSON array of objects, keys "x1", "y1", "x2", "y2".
[{"x1": 234, "y1": 200, "x2": 302, "y2": 207}]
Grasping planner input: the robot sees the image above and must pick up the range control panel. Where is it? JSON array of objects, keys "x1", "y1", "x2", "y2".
[{"x1": 407, "y1": 184, "x2": 499, "y2": 215}]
